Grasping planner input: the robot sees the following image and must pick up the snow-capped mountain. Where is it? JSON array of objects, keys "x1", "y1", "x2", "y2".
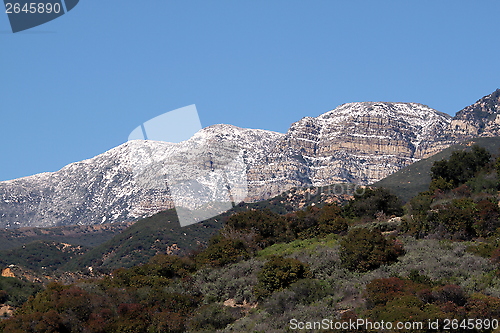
[
  {"x1": 0, "y1": 126, "x2": 283, "y2": 228},
  {"x1": 1, "y1": 91, "x2": 499, "y2": 228},
  {"x1": 258, "y1": 102, "x2": 453, "y2": 190}
]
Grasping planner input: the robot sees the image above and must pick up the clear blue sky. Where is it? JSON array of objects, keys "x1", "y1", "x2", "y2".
[{"x1": 1, "y1": 1, "x2": 499, "y2": 181}]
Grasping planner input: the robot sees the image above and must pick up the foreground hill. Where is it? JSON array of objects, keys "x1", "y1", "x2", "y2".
[
  {"x1": 374, "y1": 136, "x2": 500, "y2": 202},
  {"x1": 0, "y1": 222, "x2": 132, "y2": 251},
  {"x1": 63, "y1": 185, "x2": 353, "y2": 272}
]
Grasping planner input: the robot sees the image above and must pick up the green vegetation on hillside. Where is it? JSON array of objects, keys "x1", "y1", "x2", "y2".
[
  {"x1": 343, "y1": 187, "x2": 403, "y2": 221},
  {"x1": 0, "y1": 223, "x2": 131, "y2": 251},
  {"x1": 254, "y1": 255, "x2": 311, "y2": 299},
  {"x1": 0, "y1": 276, "x2": 42, "y2": 308},
  {"x1": 404, "y1": 145, "x2": 500, "y2": 241},
  {"x1": 340, "y1": 228, "x2": 403, "y2": 272},
  {"x1": 63, "y1": 209, "x2": 224, "y2": 272},
  {"x1": 62, "y1": 185, "x2": 353, "y2": 273},
  {"x1": 0, "y1": 241, "x2": 90, "y2": 273},
  {"x1": 374, "y1": 137, "x2": 500, "y2": 202},
  {"x1": 430, "y1": 145, "x2": 491, "y2": 189}
]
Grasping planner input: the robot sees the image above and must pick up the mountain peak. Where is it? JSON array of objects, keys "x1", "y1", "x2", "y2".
[
  {"x1": 274, "y1": 101, "x2": 454, "y2": 189},
  {"x1": 319, "y1": 101, "x2": 451, "y2": 122},
  {"x1": 449, "y1": 89, "x2": 500, "y2": 139},
  {"x1": 195, "y1": 124, "x2": 283, "y2": 139}
]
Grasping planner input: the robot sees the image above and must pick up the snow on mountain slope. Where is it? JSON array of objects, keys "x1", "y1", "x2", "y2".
[
  {"x1": 252, "y1": 102, "x2": 452, "y2": 192},
  {"x1": 0, "y1": 125, "x2": 282, "y2": 228}
]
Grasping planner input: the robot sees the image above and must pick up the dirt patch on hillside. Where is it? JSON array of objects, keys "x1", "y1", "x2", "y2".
[{"x1": 0, "y1": 304, "x2": 14, "y2": 318}]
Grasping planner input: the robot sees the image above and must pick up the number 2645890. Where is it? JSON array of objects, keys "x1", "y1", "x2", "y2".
[{"x1": 5, "y1": 3, "x2": 61, "y2": 14}]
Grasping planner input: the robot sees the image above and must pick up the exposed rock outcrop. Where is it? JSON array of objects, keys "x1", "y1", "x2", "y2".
[{"x1": 447, "y1": 89, "x2": 500, "y2": 139}]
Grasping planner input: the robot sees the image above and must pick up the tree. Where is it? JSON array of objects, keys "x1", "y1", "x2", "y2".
[
  {"x1": 195, "y1": 236, "x2": 250, "y2": 267},
  {"x1": 429, "y1": 198, "x2": 478, "y2": 240},
  {"x1": 343, "y1": 188, "x2": 403, "y2": 220},
  {"x1": 340, "y1": 228, "x2": 402, "y2": 272},
  {"x1": 318, "y1": 203, "x2": 348, "y2": 235},
  {"x1": 430, "y1": 145, "x2": 491, "y2": 187},
  {"x1": 188, "y1": 304, "x2": 241, "y2": 331},
  {"x1": 254, "y1": 256, "x2": 311, "y2": 299},
  {"x1": 429, "y1": 177, "x2": 454, "y2": 192},
  {"x1": 225, "y1": 209, "x2": 293, "y2": 247},
  {"x1": 148, "y1": 254, "x2": 196, "y2": 278},
  {"x1": 474, "y1": 199, "x2": 500, "y2": 237}
]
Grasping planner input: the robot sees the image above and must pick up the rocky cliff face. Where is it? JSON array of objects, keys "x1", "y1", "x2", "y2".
[
  {"x1": 447, "y1": 89, "x2": 500, "y2": 139},
  {"x1": 1, "y1": 91, "x2": 499, "y2": 228},
  {"x1": 256, "y1": 102, "x2": 453, "y2": 192}
]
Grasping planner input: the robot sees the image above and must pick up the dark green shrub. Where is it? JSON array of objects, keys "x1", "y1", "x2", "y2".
[
  {"x1": 369, "y1": 295, "x2": 435, "y2": 324},
  {"x1": 466, "y1": 171, "x2": 498, "y2": 194},
  {"x1": 0, "y1": 290, "x2": 8, "y2": 303},
  {"x1": 340, "y1": 228, "x2": 402, "y2": 272},
  {"x1": 408, "y1": 269, "x2": 434, "y2": 286},
  {"x1": 288, "y1": 204, "x2": 347, "y2": 239},
  {"x1": 430, "y1": 145, "x2": 491, "y2": 187},
  {"x1": 428, "y1": 198, "x2": 478, "y2": 240},
  {"x1": 429, "y1": 176, "x2": 454, "y2": 192},
  {"x1": 318, "y1": 204, "x2": 348, "y2": 235},
  {"x1": 343, "y1": 188, "x2": 403, "y2": 220},
  {"x1": 254, "y1": 256, "x2": 311, "y2": 299},
  {"x1": 148, "y1": 254, "x2": 196, "y2": 278},
  {"x1": 405, "y1": 191, "x2": 431, "y2": 215},
  {"x1": 288, "y1": 207, "x2": 321, "y2": 239},
  {"x1": 466, "y1": 242, "x2": 497, "y2": 258},
  {"x1": 288, "y1": 279, "x2": 332, "y2": 305},
  {"x1": 225, "y1": 209, "x2": 293, "y2": 247},
  {"x1": 0, "y1": 276, "x2": 42, "y2": 307},
  {"x1": 364, "y1": 275, "x2": 500, "y2": 327},
  {"x1": 188, "y1": 303, "x2": 241, "y2": 331},
  {"x1": 432, "y1": 284, "x2": 466, "y2": 306},
  {"x1": 195, "y1": 236, "x2": 250, "y2": 267},
  {"x1": 474, "y1": 199, "x2": 500, "y2": 237}
]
